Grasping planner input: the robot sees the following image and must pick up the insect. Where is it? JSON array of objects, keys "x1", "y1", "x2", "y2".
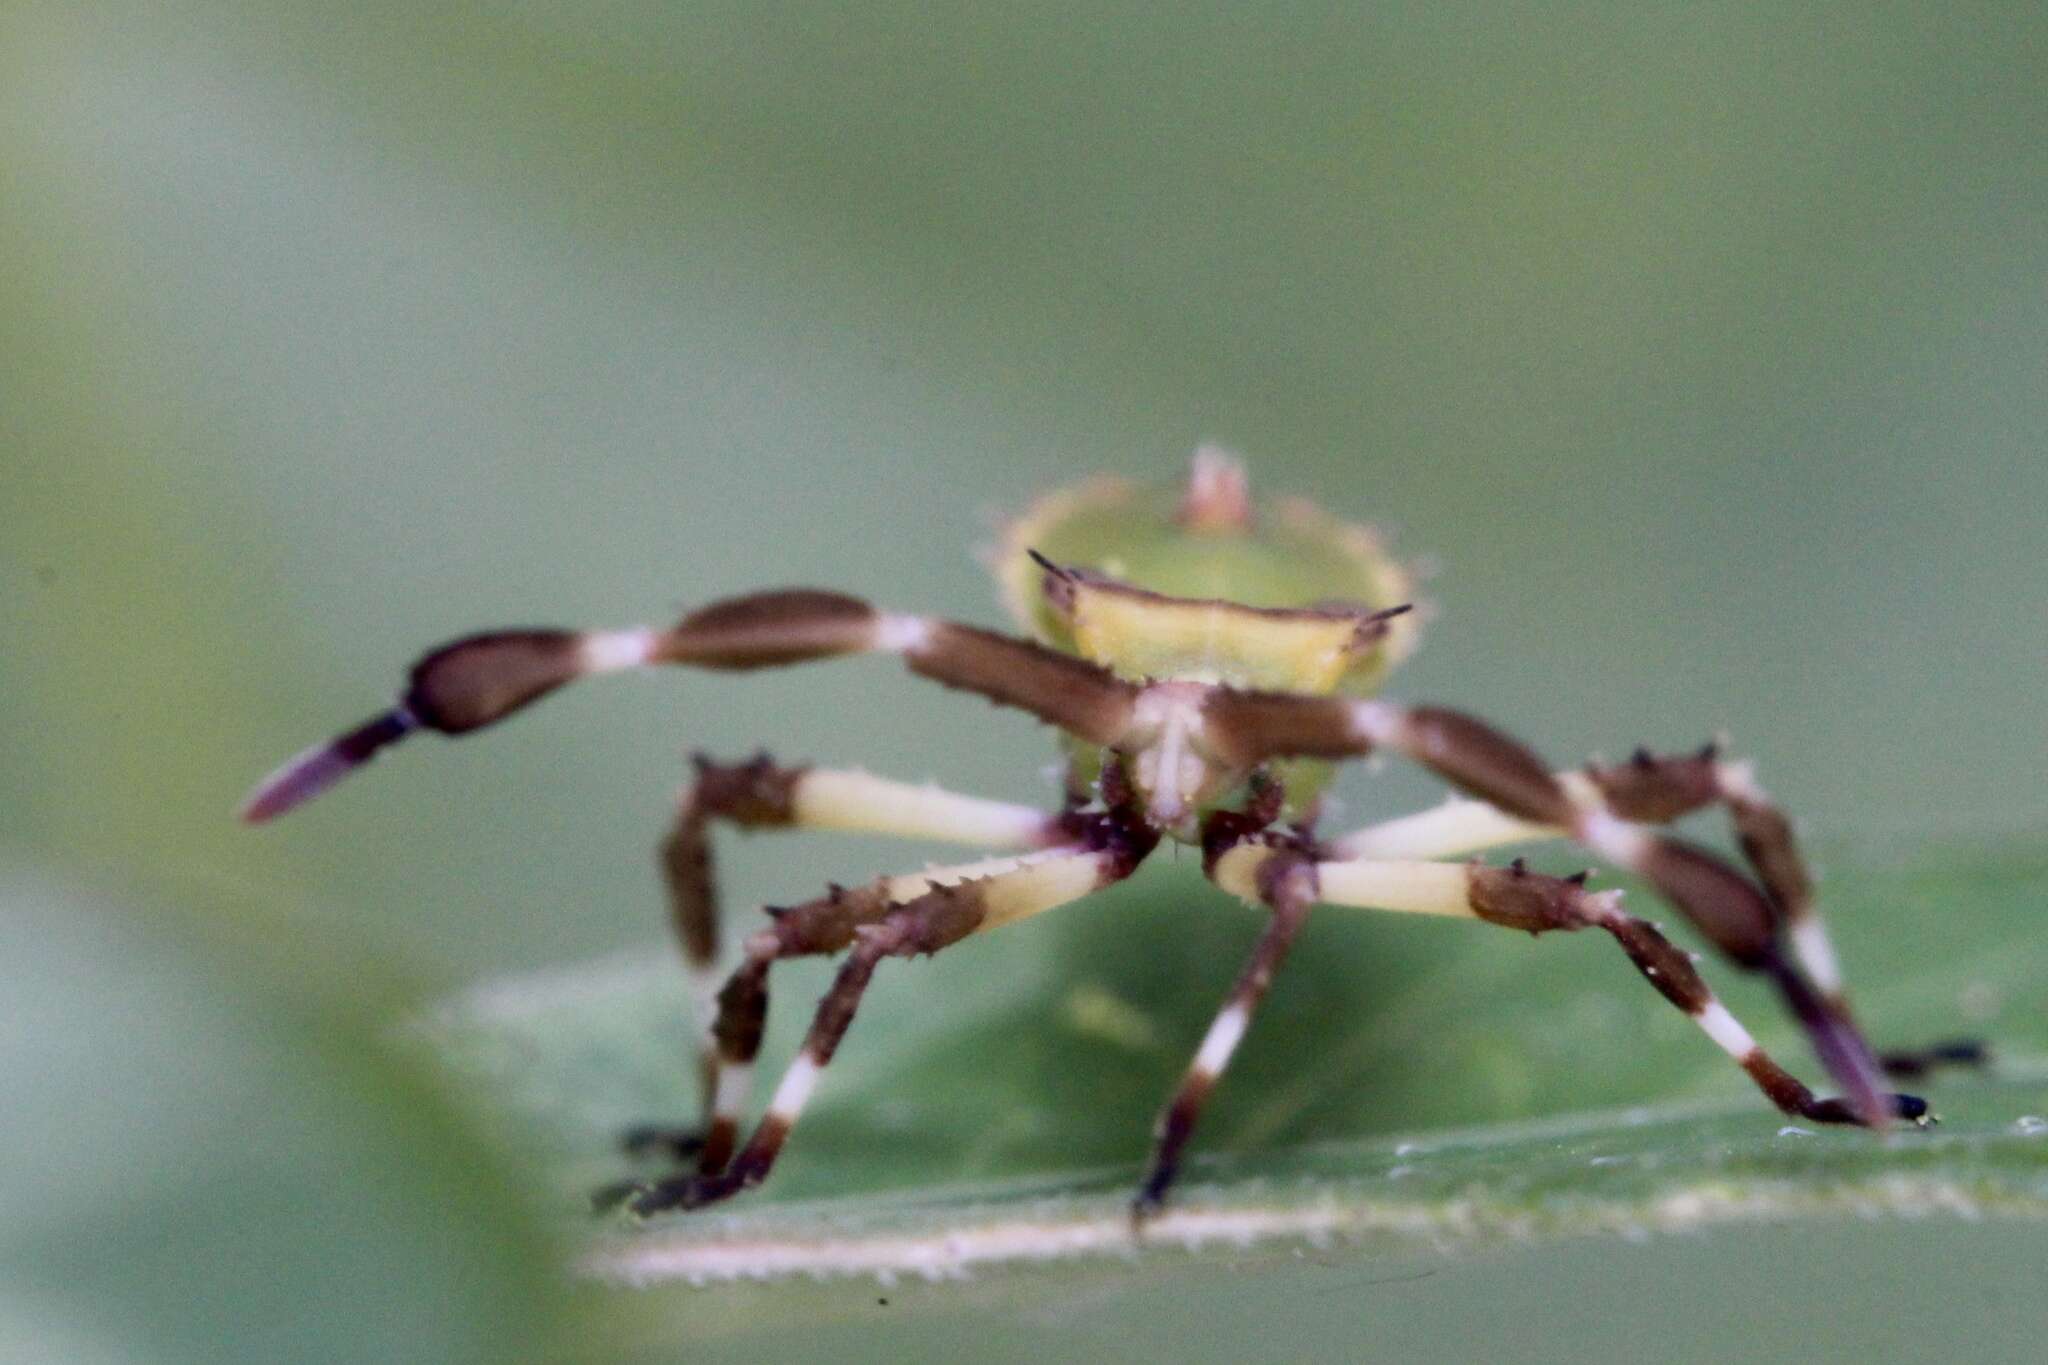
[{"x1": 244, "y1": 448, "x2": 1940, "y2": 1220}]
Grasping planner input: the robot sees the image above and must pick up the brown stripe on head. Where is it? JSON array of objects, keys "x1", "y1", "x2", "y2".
[
  {"x1": 1052, "y1": 570, "x2": 1401, "y2": 694},
  {"x1": 1026, "y1": 548, "x2": 1081, "y2": 616},
  {"x1": 660, "y1": 590, "x2": 878, "y2": 669},
  {"x1": 1348, "y1": 602, "x2": 1415, "y2": 650},
  {"x1": 994, "y1": 465, "x2": 1424, "y2": 692}
]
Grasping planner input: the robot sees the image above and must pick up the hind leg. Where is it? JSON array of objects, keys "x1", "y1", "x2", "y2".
[{"x1": 1328, "y1": 744, "x2": 1986, "y2": 1080}]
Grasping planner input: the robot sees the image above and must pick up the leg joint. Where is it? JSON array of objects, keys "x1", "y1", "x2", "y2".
[
  {"x1": 1466, "y1": 858, "x2": 1612, "y2": 934},
  {"x1": 855, "y1": 882, "x2": 988, "y2": 959},
  {"x1": 1583, "y1": 743, "x2": 1722, "y2": 823},
  {"x1": 686, "y1": 751, "x2": 810, "y2": 827}
]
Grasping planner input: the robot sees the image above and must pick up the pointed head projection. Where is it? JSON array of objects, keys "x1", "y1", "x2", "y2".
[{"x1": 993, "y1": 447, "x2": 1421, "y2": 695}]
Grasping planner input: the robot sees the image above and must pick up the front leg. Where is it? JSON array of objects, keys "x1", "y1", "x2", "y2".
[{"x1": 241, "y1": 588, "x2": 1140, "y2": 822}]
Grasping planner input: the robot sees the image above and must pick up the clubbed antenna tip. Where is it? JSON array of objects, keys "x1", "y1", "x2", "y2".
[{"x1": 238, "y1": 708, "x2": 418, "y2": 823}]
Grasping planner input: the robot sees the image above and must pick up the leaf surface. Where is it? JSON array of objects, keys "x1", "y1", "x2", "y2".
[{"x1": 419, "y1": 841, "x2": 2048, "y2": 1325}]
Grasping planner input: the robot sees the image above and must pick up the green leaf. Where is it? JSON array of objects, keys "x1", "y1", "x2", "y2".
[
  {"x1": 419, "y1": 840, "x2": 2048, "y2": 1338},
  {"x1": 0, "y1": 867, "x2": 580, "y2": 1365}
]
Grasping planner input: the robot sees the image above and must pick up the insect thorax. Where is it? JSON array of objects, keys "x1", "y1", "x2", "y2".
[{"x1": 992, "y1": 450, "x2": 1421, "y2": 835}]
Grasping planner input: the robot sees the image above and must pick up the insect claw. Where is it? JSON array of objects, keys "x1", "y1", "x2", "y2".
[
  {"x1": 1630, "y1": 746, "x2": 1656, "y2": 768},
  {"x1": 633, "y1": 1163, "x2": 755, "y2": 1214},
  {"x1": 625, "y1": 1182, "x2": 685, "y2": 1217},
  {"x1": 589, "y1": 1177, "x2": 647, "y2": 1215},
  {"x1": 1509, "y1": 857, "x2": 1528, "y2": 876},
  {"x1": 1696, "y1": 740, "x2": 1721, "y2": 761},
  {"x1": 1564, "y1": 870, "x2": 1590, "y2": 887},
  {"x1": 618, "y1": 1124, "x2": 706, "y2": 1159}
]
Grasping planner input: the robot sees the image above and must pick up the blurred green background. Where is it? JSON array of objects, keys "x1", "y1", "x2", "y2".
[{"x1": 4, "y1": 2, "x2": 2045, "y2": 1361}]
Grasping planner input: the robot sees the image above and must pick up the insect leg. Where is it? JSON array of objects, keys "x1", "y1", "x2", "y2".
[
  {"x1": 690, "y1": 830, "x2": 1118, "y2": 1177},
  {"x1": 627, "y1": 754, "x2": 1066, "y2": 1163},
  {"x1": 1133, "y1": 840, "x2": 1316, "y2": 1221},
  {"x1": 1204, "y1": 693, "x2": 1917, "y2": 1127},
  {"x1": 1326, "y1": 746, "x2": 1984, "y2": 1080},
  {"x1": 241, "y1": 590, "x2": 1140, "y2": 823},
  {"x1": 625, "y1": 837, "x2": 1155, "y2": 1215},
  {"x1": 1220, "y1": 841, "x2": 1924, "y2": 1130}
]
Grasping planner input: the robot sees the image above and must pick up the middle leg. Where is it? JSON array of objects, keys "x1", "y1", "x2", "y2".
[
  {"x1": 1134, "y1": 833, "x2": 1318, "y2": 1220},
  {"x1": 687, "y1": 841, "x2": 1117, "y2": 1177}
]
